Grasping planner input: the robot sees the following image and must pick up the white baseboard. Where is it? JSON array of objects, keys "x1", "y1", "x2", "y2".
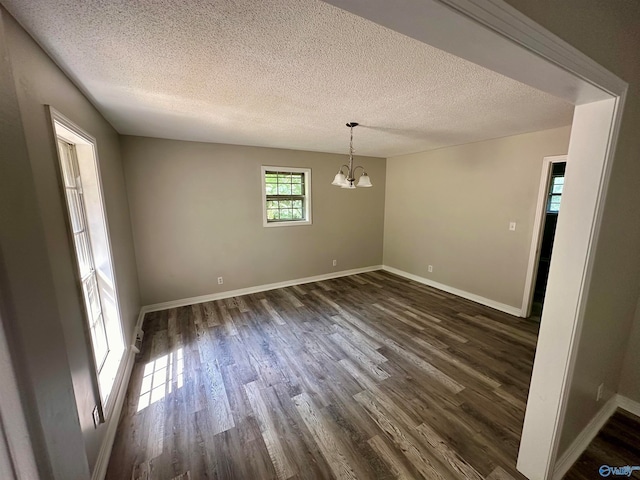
[
  {"x1": 91, "y1": 345, "x2": 137, "y2": 480},
  {"x1": 381, "y1": 265, "x2": 523, "y2": 317},
  {"x1": 553, "y1": 395, "x2": 618, "y2": 480},
  {"x1": 552, "y1": 394, "x2": 640, "y2": 480},
  {"x1": 141, "y1": 265, "x2": 383, "y2": 316},
  {"x1": 617, "y1": 394, "x2": 640, "y2": 417}
]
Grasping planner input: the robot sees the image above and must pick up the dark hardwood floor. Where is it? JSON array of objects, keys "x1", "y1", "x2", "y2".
[
  {"x1": 565, "y1": 409, "x2": 640, "y2": 479},
  {"x1": 106, "y1": 271, "x2": 541, "y2": 479}
]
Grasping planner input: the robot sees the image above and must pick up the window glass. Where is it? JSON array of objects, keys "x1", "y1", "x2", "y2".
[
  {"x1": 547, "y1": 171, "x2": 565, "y2": 213},
  {"x1": 262, "y1": 168, "x2": 311, "y2": 226}
]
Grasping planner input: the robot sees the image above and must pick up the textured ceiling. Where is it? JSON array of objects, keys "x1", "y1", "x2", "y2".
[{"x1": 3, "y1": 0, "x2": 573, "y2": 157}]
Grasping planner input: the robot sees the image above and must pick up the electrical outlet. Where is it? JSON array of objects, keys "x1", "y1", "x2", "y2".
[
  {"x1": 217, "y1": 277, "x2": 224, "y2": 285},
  {"x1": 428, "y1": 265, "x2": 433, "y2": 273},
  {"x1": 597, "y1": 383, "x2": 604, "y2": 401},
  {"x1": 332, "y1": 259, "x2": 337, "y2": 267},
  {"x1": 92, "y1": 405, "x2": 100, "y2": 428}
]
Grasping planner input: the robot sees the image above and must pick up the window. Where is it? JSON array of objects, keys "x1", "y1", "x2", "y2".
[
  {"x1": 52, "y1": 110, "x2": 125, "y2": 419},
  {"x1": 547, "y1": 163, "x2": 566, "y2": 213},
  {"x1": 261, "y1": 166, "x2": 312, "y2": 227},
  {"x1": 58, "y1": 140, "x2": 110, "y2": 369}
]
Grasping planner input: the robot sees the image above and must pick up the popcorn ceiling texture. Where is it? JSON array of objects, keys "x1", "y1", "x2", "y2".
[{"x1": 4, "y1": 0, "x2": 573, "y2": 156}]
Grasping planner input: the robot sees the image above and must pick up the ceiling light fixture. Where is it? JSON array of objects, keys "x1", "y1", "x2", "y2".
[{"x1": 332, "y1": 122, "x2": 372, "y2": 189}]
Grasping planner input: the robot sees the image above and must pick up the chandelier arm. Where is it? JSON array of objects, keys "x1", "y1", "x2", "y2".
[{"x1": 352, "y1": 165, "x2": 365, "y2": 177}]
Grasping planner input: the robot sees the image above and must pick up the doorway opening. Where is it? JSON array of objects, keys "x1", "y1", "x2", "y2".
[
  {"x1": 523, "y1": 155, "x2": 568, "y2": 321},
  {"x1": 321, "y1": 2, "x2": 626, "y2": 478},
  {"x1": 532, "y1": 161, "x2": 566, "y2": 320}
]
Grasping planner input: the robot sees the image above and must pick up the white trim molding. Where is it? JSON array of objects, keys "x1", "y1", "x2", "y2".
[
  {"x1": 552, "y1": 395, "x2": 618, "y2": 480},
  {"x1": 553, "y1": 394, "x2": 640, "y2": 480},
  {"x1": 617, "y1": 395, "x2": 640, "y2": 418},
  {"x1": 382, "y1": 265, "x2": 522, "y2": 317},
  {"x1": 91, "y1": 307, "x2": 149, "y2": 480},
  {"x1": 141, "y1": 265, "x2": 383, "y2": 315},
  {"x1": 90, "y1": 345, "x2": 137, "y2": 480}
]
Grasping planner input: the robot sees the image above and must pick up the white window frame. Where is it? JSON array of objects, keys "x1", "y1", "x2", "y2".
[
  {"x1": 546, "y1": 170, "x2": 565, "y2": 214},
  {"x1": 49, "y1": 108, "x2": 126, "y2": 421},
  {"x1": 261, "y1": 166, "x2": 312, "y2": 227}
]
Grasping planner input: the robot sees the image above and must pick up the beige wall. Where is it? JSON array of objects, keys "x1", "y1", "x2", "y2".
[
  {"x1": 1, "y1": 8, "x2": 140, "y2": 477},
  {"x1": 122, "y1": 136, "x2": 386, "y2": 306},
  {"x1": 383, "y1": 126, "x2": 571, "y2": 310},
  {"x1": 619, "y1": 299, "x2": 640, "y2": 403},
  {"x1": 498, "y1": 0, "x2": 640, "y2": 456}
]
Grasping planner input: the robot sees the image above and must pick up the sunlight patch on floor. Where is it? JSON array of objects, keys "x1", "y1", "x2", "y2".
[{"x1": 137, "y1": 348, "x2": 184, "y2": 412}]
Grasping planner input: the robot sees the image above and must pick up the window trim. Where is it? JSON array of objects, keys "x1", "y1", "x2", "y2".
[
  {"x1": 261, "y1": 166, "x2": 312, "y2": 227},
  {"x1": 49, "y1": 107, "x2": 126, "y2": 422}
]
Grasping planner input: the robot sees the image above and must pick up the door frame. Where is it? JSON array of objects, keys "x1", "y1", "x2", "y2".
[{"x1": 522, "y1": 155, "x2": 568, "y2": 318}]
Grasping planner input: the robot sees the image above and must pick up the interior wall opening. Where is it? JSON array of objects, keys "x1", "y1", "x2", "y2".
[
  {"x1": 321, "y1": 2, "x2": 626, "y2": 479},
  {"x1": 522, "y1": 155, "x2": 568, "y2": 321}
]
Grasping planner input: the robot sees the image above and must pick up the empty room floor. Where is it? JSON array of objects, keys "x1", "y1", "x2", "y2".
[{"x1": 106, "y1": 271, "x2": 540, "y2": 479}]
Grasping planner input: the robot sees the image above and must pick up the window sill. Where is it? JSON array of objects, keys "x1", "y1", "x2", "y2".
[{"x1": 263, "y1": 220, "x2": 312, "y2": 228}]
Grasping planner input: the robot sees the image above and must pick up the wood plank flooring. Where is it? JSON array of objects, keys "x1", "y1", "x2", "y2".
[
  {"x1": 106, "y1": 271, "x2": 541, "y2": 480},
  {"x1": 565, "y1": 409, "x2": 640, "y2": 479}
]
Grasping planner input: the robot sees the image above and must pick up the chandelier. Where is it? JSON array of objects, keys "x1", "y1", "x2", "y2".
[{"x1": 331, "y1": 122, "x2": 372, "y2": 189}]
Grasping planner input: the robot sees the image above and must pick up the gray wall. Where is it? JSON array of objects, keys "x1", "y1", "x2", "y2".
[
  {"x1": 1, "y1": 8, "x2": 140, "y2": 477},
  {"x1": 0, "y1": 10, "x2": 82, "y2": 478},
  {"x1": 498, "y1": 0, "x2": 640, "y2": 455},
  {"x1": 619, "y1": 299, "x2": 640, "y2": 403},
  {"x1": 122, "y1": 136, "x2": 386, "y2": 306},
  {"x1": 383, "y1": 126, "x2": 571, "y2": 310}
]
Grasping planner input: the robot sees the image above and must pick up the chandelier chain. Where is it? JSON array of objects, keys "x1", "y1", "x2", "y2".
[
  {"x1": 331, "y1": 121, "x2": 372, "y2": 188},
  {"x1": 349, "y1": 124, "x2": 354, "y2": 163}
]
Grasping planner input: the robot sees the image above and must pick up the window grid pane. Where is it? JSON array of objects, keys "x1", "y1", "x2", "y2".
[
  {"x1": 548, "y1": 194, "x2": 562, "y2": 213},
  {"x1": 66, "y1": 188, "x2": 85, "y2": 233},
  {"x1": 58, "y1": 140, "x2": 110, "y2": 374},
  {"x1": 264, "y1": 170, "x2": 306, "y2": 223},
  {"x1": 547, "y1": 174, "x2": 565, "y2": 212},
  {"x1": 90, "y1": 313, "x2": 109, "y2": 369},
  {"x1": 551, "y1": 176, "x2": 564, "y2": 194},
  {"x1": 58, "y1": 140, "x2": 77, "y2": 187},
  {"x1": 74, "y1": 231, "x2": 93, "y2": 279},
  {"x1": 84, "y1": 274, "x2": 102, "y2": 320}
]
